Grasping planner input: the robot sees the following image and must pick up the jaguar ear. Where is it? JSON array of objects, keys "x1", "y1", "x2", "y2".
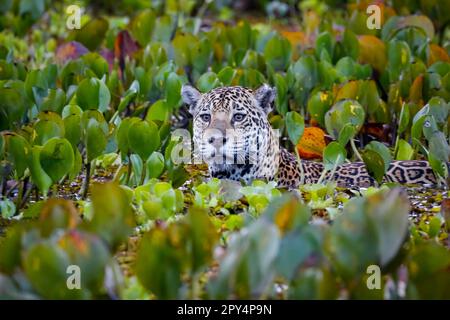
[
  {"x1": 253, "y1": 84, "x2": 276, "y2": 114},
  {"x1": 181, "y1": 84, "x2": 202, "y2": 115}
]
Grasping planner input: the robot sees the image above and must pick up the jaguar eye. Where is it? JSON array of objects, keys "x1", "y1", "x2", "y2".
[
  {"x1": 233, "y1": 113, "x2": 245, "y2": 122},
  {"x1": 199, "y1": 114, "x2": 211, "y2": 122}
]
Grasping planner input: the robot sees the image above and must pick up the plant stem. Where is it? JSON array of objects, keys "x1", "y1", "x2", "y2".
[
  {"x1": 20, "y1": 182, "x2": 33, "y2": 209},
  {"x1": 52, "y1": 183, "x2": 57, "y2": 197},
  {"x1": 109, "y1": 111, "x2": 119, "y2": 125},
  {"x1": 317, "y1": 168, "x2": 328, "y2": 185},
  {"x1": 126, "y1": 156, "x2": 132, "y2": 186},
  {"x1": 15, "y1": 180, "x2": 24, "y2": 214},
  {"x1": 393, "y1": 135, "x2": 399, "y2": 159},
  {"x1": 350, "y1": 138, "x2": 364, "y2": 162},
  {"x1": 327, "y1": 161, "x2": 340, "y2": 184},
  {"x1": 113, "y1": 163, "x2": 124, "y2": 182},
  {"x1": 317, "y1": 158, "x2": 340, "y2": 185},
  {"x1": 191, "y1": 272, "x2": 201, "y2": 300},
  {"x1": 0, "y1": 175, "x2": 5, "y2": 197},
  {"x1": 81, "y1": 161, "x2": 91, "y2": 200},
  {"x1": 140, "y1": 164, "x2": 147, "y2": 186}
]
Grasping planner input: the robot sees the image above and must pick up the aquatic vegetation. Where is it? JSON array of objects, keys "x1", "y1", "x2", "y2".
[{"x1": 0, "y1": 0, "x2": 449, "y2": 300}]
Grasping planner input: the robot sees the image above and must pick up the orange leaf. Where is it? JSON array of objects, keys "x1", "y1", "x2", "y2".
[
  {"x1": 409, "y1": 75, "x2": 424, "y2": 104},
  {"x1": 55, "y1": 41, "x2": 89, "y2": 65},
  {"x1": 428, "y1": 44, "x2": 450, "y2": 66},
  {"x1": 358, "y1": 35, "x2": 387, "y2": 73},
  {"x1": 296, "y1": 127, "x2": 327, "y2": 160},
  {"x1": 114, "y1": 30, "x2": 140, "y2": 76},
  {"x1": 280, "y1": 31, "x2": 306, "y2": 47}
]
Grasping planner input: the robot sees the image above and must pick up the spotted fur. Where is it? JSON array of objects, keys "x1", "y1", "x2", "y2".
[{"x1": 182, "y1": 85, "x2": 445, "y2": 188}]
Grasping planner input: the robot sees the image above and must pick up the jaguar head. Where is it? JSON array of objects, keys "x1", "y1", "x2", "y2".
[{"x1": 181, "y1": 85, "x2": 277, "y2": 172}]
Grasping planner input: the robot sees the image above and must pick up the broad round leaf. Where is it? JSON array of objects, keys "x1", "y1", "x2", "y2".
[
  {"x1": 76, "y1": 78, "x2": 111, "y2": 112},
  {"x1": 323, "y1": 141, "x2": 347, "y2": 171},
  {"x1": 40, "y1": 138, "x2": 74, "y2": 183},
  {"x1": 128, "y1": 119, "x2": 160, "y2": 161},
  {"x1": 285, "y1": 111, "x2": 304, "y2": 145},
  {"x1": 325, "y1": 99, "x2": 365, "y2": 140},
  {"x1": 28, "y1": 145, "x2": 52, "y2": 195},
  {"x1": 23, "y1": 243, "x2": 82, "y2": 299},
  {"x1": 146, "y1": 151, "x2": 165, "y2": 178}
]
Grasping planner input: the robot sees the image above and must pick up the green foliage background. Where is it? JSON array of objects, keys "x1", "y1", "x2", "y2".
[{"x1": 0, "y1": 0, "x2": 449, "y2": 300}]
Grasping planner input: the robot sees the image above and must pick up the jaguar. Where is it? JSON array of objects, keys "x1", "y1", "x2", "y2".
[{"x1": 181, "y1": 84, "x2": 445, "y2": 188}]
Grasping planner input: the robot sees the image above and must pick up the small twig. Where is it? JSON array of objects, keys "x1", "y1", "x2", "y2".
[
  {"x1": 350, "y1": 138, "x2": 364, "y2": 162},
  {"x1": 15, "y1": 180, "x2": 24, "y2": 214},
  {"x1": 113, "y1": 163, "x2": 124, "y2": 182},
  {"x1": 126, "y1": 156, "x2": 133, "y2": 186},
  {"x1": 81, "y1": 162, "x2": 91, "y2": 200},
  {"x1": 140, "y1": 164, "x2": 147, "y2": 186},
  {"x1": 20, "y1": 182, "x2": 33, "y2": 209},
  {"x1": 0, "y1": 175, "x2": 6, "y2": 197},
  {"x1": 34, "y1": 186, "x2": 40, "y2": 202}
]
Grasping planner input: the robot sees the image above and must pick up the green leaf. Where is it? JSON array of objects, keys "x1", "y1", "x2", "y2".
[
  {"x1": 342, "y1": 29, "x2": 359, "y2": 61},
  {"x1": 40, "y1": 138, "x2": 74, "y2": 183},
  {"x1": 408, "y1": 243, "x2": 450, "y2": 299},
  {"x1": 128, "y1": 119, "x2": 160, "y2": 161},
  {"x1": 325, "y1": 99, "x2": 365, "y2": 141},
  {"x1": 264, "y1": 34, "x2": 292, "y2": 71},
  {"x1": 135, "y1": 226, "x2": 184, "y2": 299},
  {"x1": 23, "y1": 242, "x2": 81, "y2": 299},
  {"x1": 274, "y1": 73, "x2": 288, "y2": 115},
  {"x1": 362, "y1": 149, "x2": 385, "y2": 183},
  {"x1": 116, "y1": 117, "x2": 139, "y2": 156},
  {"x1": 117, "y1": 80, "x2": 139, "y2": 113},
  {"x1": 130, "y1": 9, "x2": 156, "y2": 46},
  {"x1": 185, "y1": 208, "x2": 219, "y2": 272},
  {"x1": 307, "y1": 91, "x2": 333, "y2": 127},
  {"x1": 398, "y1": 103, "x2": 410, "y2": 134},
  {"x1": 7, "y1": 133, "x2": 30, "y2": 178},
  {"x1": 327, "y1": 197, "x2": 377, "y2": 281},
  {"x1": 323, "y1": 142, "x2": 347, "y2": 171},
  {"x1": 315, "y1": 31, "x2": 334, "y2": 61},
  {"x1": 0, "y1": 199, "x2": 15, "y2": 219},
  {"x1": 285, "y1": 111, "x2": 304, "y2": 145},
  {"x1": 396, "y1": 139, "x2": 414, "y2": 160},
  {"x1": 0, "y1": 225, "x2": 22, "y2": 274},
  {"x1": 34, "y1": 112, "x2": 65, "y2": 145},
  {"x1": 382, "y1": 15, "x2": 435, "y2": 41},
  {"x1": 365, "y1": 141, "x2": 392, "y2": 173},
  {"x1": 64, "y1": 114, "x2": 82, "y2": 147},
  {"x1": 71, "y1": 18, "x2": 109, "y2": 51},
  {"x1": 85, "y1": 118, "x2": 107, "y2": 162},
  {"x1": 196, "y1": 72, "x2": 221, "y2": 92},
  {"x1": 82, "y1": 53, "x2": 109, "y2": 79},
  {"x1": 57, "y1": 230, "x2": 110, "y2": 296},
  {"x1": 146, "y1": 152, "x2": 165, "y2": 179},
  {"x1": 28, "y1": 145, "x2": 52, "y2": 195},
  {"x1": 165, "y1": 72, "x2": 181, "y2": 109},
  {"x1": 217, "y1": 67, "x2": 236, "y2": 86},
  {"x1": 208, "y1": 219, "x2": 280, "y2": 299},
  {"x1": 337, "y1": 123, "x2": 357, "y2": 146},
  {"x1": 387, "y1": 40, "x2": 411, "y2": 82},
  {"x1": 0, "y1": 87, "x2": 28, "y2": 130},
  {"x1": 86, "y1": 182, "x2": 135, "y2": 250},
  {"x1": 76, "y1": 78, "x2": 111, "y2": 112},
  {"x1": 146, "y1": 99, "x2": 169, "y2": 122}
]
